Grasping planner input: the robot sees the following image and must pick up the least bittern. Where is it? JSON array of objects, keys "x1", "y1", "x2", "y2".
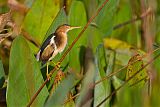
[{"x1": 36, "y1": 24, "x2": 80, "y2": 78}]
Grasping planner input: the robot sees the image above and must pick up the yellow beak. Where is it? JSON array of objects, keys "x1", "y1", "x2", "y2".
[{"x1": 69, "y1": 26, "x2": 81, "y2": 30}]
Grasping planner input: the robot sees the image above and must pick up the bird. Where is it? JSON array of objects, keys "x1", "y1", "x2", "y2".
[{"x1": 36, "y1": 24, "x2": 81, "y2": 78}]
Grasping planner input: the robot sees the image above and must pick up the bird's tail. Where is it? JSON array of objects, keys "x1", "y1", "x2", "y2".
[{"x1": 36, "y1": 50, "x2": 47, "y2": 65}]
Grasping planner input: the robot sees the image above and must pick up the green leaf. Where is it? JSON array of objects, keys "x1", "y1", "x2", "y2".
[
  {"x1": 82, "y1": 0, "x2": 98, "y2": 19},
  {"x1": 86, "y1": 26, "x2": 103, "y2": 53},
  {"x1": 95, "y1": 0, "x2": 119, "y2": 35},
  {"x1": 95, "y1": 44, "x2": 107, "y2": 81},
  {"x1": 112, "y1": 76, "x2": 124, "y2": 89},
  {"x1": 23, "y1": 0, "x2": 60, "y2": 52},
  {"x1": 126, "y1": 54, "x2": 148, "y2": 87},
  {"x1": 116, "y1": 86, "x2": 143, "y2": 107},
  {"x1": 112, "y1": 1, "x2": 140, "y2": 46},
  {"x1": 94, "y1": 44, "x2": 114, "y2": 107},
  {"x1": 151, "y1": 80, "x2": 160, "y2": 106},
  {"x1": 64, "y1": 100, "x2": 75, "y2": 107},
  {"x1": 45, "y1": 74, "x2": 75, "y2": 107},
  {"x1": 45, "y1": 8, "x2": 67, "y2": 40},
  {"x1": 68, "y1": 0, "x2": 87, "y2": 73},
  {"x1": 153, "y1": 50, "x2": 160, "y2": 76},
  {"x1": 7, "y1": 36, "x2": 48, "y2": 107},
  {"x1": 0, "y1": 60, "x2": 5, "y2": 88},
  {"x1": 103, "y1": 38, "x2": 132, "y2": 65}
]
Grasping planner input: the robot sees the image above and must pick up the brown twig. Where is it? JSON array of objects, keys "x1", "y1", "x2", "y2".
[
  {"x1": 8, "y1": 0, "x2": 29, "y2": 15},
  {"x1": 113, "y1": 8, "x2": 151, "y2": 30},
  {"x1": 63, "y1": 93, "x2": 80, "y2": 105},
  {"x1": 27, "y1": 0, "x2": 110, "y2": 106},
  {"x1": 96, "y1": 52, "x2": 160, "y2": 107},
  {"x1": 140, "y1": 0, "x2": 155, "y2": 96}
]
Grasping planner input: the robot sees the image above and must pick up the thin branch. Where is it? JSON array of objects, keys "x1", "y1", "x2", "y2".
[
  {"x1": 96, "y1": 52, "x2": 160, "y2": 107},
  {"x1": 27, "y1": 0, "x2": 110, "y2": 106},
  {"x1": 113, "y1": 8, "x2": 151, "y2": 30}
]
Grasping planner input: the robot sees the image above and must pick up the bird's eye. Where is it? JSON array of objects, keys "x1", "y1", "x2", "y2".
[{"x1": 63, "y1": 24, "x2": 69, "y2": 26}]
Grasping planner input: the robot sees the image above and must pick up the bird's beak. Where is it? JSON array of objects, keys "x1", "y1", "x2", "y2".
[{"x1": 69, "y1": 26, "x2": 81, "y2": 30}]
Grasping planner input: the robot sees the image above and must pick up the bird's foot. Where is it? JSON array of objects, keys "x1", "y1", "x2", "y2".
[
  {"x1": 46, "y1": 73, "x2": 51, "y2": 81},
  {"x1": 50, "y1": 61, "x2": 61, "y2": 69},
  {"x1": 55, "y1": 62, "x2": 61, "y2": 69}
]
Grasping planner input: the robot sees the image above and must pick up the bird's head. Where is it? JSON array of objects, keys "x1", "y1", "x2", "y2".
[{"x1": 55, "y1": 24, "x2": 81, "y2": 34}]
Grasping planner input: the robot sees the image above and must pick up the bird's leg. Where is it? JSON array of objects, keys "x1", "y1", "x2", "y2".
[
  {"x1": 46, "y1": 62, "x2": 51, "y2": 80},
  {"x1": 56, "y1": 62, "x2": 61, "y2": 69},
  {"x1": 46, "y1": 61, "x2": 61, "y2": 81}
]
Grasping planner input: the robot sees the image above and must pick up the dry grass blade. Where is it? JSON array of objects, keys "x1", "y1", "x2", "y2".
[
  {"x1": 0, "y1": 12, "x2": 11, "y2": 32},
  {"x1": 0, "y1": 12, "x2": 12, "y2": 43},
  {"x1": 50, "y1": 70, "x2": 65, "y2": 96}
]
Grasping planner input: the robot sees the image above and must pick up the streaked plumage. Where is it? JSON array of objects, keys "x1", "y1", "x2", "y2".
[{"x1": 36, "y1": 24, "x2": 80, "y2": 64}]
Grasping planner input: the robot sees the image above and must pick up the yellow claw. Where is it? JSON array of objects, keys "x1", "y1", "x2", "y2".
[
  {"x1": 50, "y1": 61, "x2": 61, "y2": 69},
  {"x1": 56, "y1": 62, "x2": 61, "y2": 69},
  {"x1": 46, "y1": 61, "x2": 61, "y2": 81}
]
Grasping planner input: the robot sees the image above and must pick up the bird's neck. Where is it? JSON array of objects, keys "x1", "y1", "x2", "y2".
[
  {"x1": 55, "y1": 32, "x2": 67, "y2": 38},
  {"x1": 54, "y1": 32, "x2": 67, "y2": 52}
]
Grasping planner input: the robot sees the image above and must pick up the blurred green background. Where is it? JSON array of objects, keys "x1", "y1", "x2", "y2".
[{"x1": 0, "y1": 0, "x2": 160, "y2": 107}]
